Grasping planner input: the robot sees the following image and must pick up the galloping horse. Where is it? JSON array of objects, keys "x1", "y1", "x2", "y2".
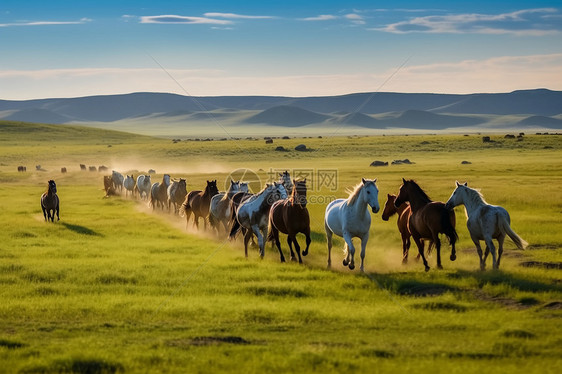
[
  {"x1": 230, "y1": 183, "x2": 287, "y2": 258},
  {"x1": 150, "y1": 174, "x2": 170, "y2": 210},
  {"x1": 112, "y1": 171, "x2": 124, "y2": 193},
  {"x1": 325, "y1": 178, "x2": 380, "y2": 272},
  {"x1": 268, "y1": 179, "x2": 311, "y2": 263},
  {"x1": 394, "y1": 179, "x2": 457, "y2": 272},
  {"x1": 41, "y1": 180, "x2": 60, "y2": 222},
  {"x1": 136, "y1": 175, "x2": 151, "y2": 200},
  {"x1": 382, "y1": 194, "x2": 434, "y2": 264},
  {"x1": 209, "y1": 180, "x2": 243, "y2": 235},
  {"x1": 445, "y1": 181, "x2": 528, "y2": 270},
  {"x1": 167, "y1": 178, "x2": 187, "y2": 214},
  {"x1": 123, "y1": 174, "x2": 135, "y2": 197},
  {"x1": 181, "y1": 180, "x2": 219, "y2": 229}
]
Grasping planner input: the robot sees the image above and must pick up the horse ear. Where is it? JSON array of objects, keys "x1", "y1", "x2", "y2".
[
  {"x1": 456, "y1": 181, "x2": 461, "y2": 187},
  {"x1": 388, "y1": 193, "x2": 392, "y2": 198},
  {"x1": 373, "y1": 178, "x2": 377, "y2": 183},
  {"x1": 362, "y1": 178, "x2": 366, "y2": 184},
  {"x1": 463, "y1": 182, "x2": 468, "y2": 186},
  {"x1": 402, "y1": 178, "x2": 406, "y2": 183}
]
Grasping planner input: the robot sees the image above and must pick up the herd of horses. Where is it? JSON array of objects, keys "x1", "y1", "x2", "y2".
[{"x1": 41, "y1": 171, "x2": 528, "y2": 272}]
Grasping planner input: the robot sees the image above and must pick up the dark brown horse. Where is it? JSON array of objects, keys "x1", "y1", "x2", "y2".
[
  {"x1": 267, "y1": 179, "x2": 311, "y2": 263},
  {"x1": 41, "y1": 180, "x2": 60, "y2": 222},
  {"x1": 382, "y1": 194, "x2": 434, "y2": 264},
  {"x1": 227, "y1": 191, "x2": 253, "y2": 238},
  {"x1": 394, "y1": 179, "x2": 457, "y2": 271},
  {"x1": 181, "y1": 180, "x2": 219, "y2": 229}
]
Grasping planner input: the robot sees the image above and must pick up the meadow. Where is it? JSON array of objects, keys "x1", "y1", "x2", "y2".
[{"x1": 0, "y1": 120, "x2": 561, "y2": 373}]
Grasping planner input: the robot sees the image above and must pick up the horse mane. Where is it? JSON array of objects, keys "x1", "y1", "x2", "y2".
[
  {"x1": 405, "y1": 180, "x2": 432, "y2": 204},
  {"x1": 289, "y1": 179, "x2": 306, "y2": 204},
  {"x1": 245, "y1": 184, "x2": 271, "y2": 203},
  {"x1": 462, "y1": 185, "x2": 487, "y2": 205},
  {"x1": 346, "y1": 182, "x2": 365, "y2": 206}
]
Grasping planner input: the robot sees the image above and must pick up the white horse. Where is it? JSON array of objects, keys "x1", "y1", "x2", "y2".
[
  {"x1": 231, "y1": 182, "x2": 287, "y2": 258},
  {"x1": 445, "y1": 181, "x2": 528, "y2": 270},
  {"x1": 136, "y1": 175, "x2": 151, "y2": 200},
  {"x1": 325, "y1": 178, "x2": 380, "y2": 272},
  {"x1": 123, "y1": 174, "x2": 135, "y2": 197},
  {"x1": 210, "y1": 180, "x2": 241, "y2": 235},
  {"x1": 111, "y1": 171, "x2": 124, "y2": 192}
]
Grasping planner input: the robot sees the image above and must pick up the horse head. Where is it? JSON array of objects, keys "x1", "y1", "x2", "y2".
[
  {"x1": 382, "y1": 194, "x2": 398, "y2": 221},
  {"x1": 48, "y1": 180, "x2": 57, "y2": 194},
  {"x1": 292, "y1": 179, "x2": 308, "y2": 208},
  {"x1": 207, "y1": 180, "x2": 219, "y2": 197},
  {"x1": 239, "y1": 182, "x2": 249, "y2": 193},
  {"x1": 394, "y1": 178, "x2": 411, "y2": 208},
  {"x1": 361, "y1": 178, "x2": 379, "y2": 213},
  {"x1": 445, "y1": 181, "x2": 468, "y2": 210}
]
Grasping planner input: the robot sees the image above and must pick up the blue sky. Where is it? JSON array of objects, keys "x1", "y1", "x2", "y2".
[{"x1": 1, "y1": 0, "x2": 561, "y2": 99}]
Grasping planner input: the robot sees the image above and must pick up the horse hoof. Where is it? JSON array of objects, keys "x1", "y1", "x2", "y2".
[
  {"x1": 290, "y1": 256, "x2": 297, "y2": 262},
  {"x1": 302, "y1": 250, "x2": 309, "y2": 256},
  {"x1": 450, "y1": 254, "x2": 457, "y2": 261},
  {"x1": 402, "y1": 259, "x2": 408, "y2": 265},
  {"x1": 343, "y1": 259, "x2": 348, "y2": 266},
  {"x1": 437, "y1": 264, "x2": 443, "y2": 270},
  {"x1": 349, "y1": 264, "x2": 355, "y2": 270},
  {"x1": 424, "y1": 266, "x2": 430, "y2": 272}
]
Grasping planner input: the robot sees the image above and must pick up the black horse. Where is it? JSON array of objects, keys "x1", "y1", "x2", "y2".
[{"x1": 41, "y1": 180, "x2": 60, "y2": 222}]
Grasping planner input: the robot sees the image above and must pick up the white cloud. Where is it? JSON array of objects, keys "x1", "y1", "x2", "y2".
[
  {"x1": 299, "y1": 15, "x2": 338, "y2": 21},
  {"x1": 1, "y1": 54, "x2": 561, "y2": 99},
  {"x1": 376, "y1": 8, "x2": 562, "y2": 35},
  {"x1": 140, "y1": 15, "x2": 232, "y2": 25},
  {"x1": 0, "y1": 18, "x2": 92, "y2": 27},
  {"x1": 344, "y1": 13, "x2": 365, "y2": 25},
  {"x1": 203, "y1": 12, "x2": 273, "y2": 19}
]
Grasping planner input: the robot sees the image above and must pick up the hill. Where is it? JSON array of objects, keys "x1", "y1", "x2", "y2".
[{"x1": 244, "y1": 105, "x2": 330, "y2": 126}]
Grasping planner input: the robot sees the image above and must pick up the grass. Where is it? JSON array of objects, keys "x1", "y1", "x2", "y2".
[{"x1": 0, "y1": 121, "x2": 561, "y2": 373}]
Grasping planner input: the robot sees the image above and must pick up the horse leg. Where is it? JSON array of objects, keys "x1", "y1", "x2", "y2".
[
  {"x1": 287, "y1": 236, "x2": 296, "y2": 262},
  {"x1": 402, "y1": 232, "x2": 410, "y2": 264},
  {"x1": 325, "y1": 223, "x2": 333, "y2": 268},
  {"x1": 272, "y1": 227, "x2": 285, "y2": 262},
  {"x1": 496, "y1": 234, "x2": 506, "y2": 269},
  {"x1": 251, "y1": 224, "x2": 265, "y2": 258},
  {"x1": 42, "y1": 205, "x2": 47, "y2": 221},
  {"x1": 56, "y1": 204, "x2": 60, "y2": 221},
  {"x1": 293, "y1": 237, "x2": 302, "y2": 264},
  {"x1": 412, "y1": 233, "x2": 430, "y2": 272},
  {"x1": 243, "y1": 230, "x2": 252, "y2": 258},
  {"x1": 484, "y1": 237, "x2": 498, "y2": 270},
  {"x1": 343, "y1": 232, "x2": 356, "y2": 270},
  {"x1": 472, "y1": 236, "x2": 485, "y2": 270},
  {"x1": 434, "y1": 236, "x2": 443, "y2": 270},
  {"x1": 359, "y1": 233, "x2": 369, "y2": 272},
  {"x1": 303, "y1": 229, "x2": 311, "y2": 257}
]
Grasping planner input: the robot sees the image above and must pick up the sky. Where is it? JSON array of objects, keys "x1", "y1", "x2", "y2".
[{"x1": 1, "y1": 0, "x2": 562, "y2": 100}]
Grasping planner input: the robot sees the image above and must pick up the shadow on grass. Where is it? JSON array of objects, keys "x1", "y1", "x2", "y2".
[
  {"x1": 368, "y1": 273, "x2": 457, "y2": 297},
  {"x1": 62, "y1": 222, "x2": 102, "y2": 237},
  {"x1": 448, "y1": 269, "x2": 562, "y2": 293},
  {"x1": 20, "y1": 357, "x2": 124, "y2": 374}
]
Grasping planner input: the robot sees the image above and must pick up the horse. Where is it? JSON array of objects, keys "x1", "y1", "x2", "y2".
[
  {"x1": 325, "y1": 178, "x2": 380, "y2": 272},
  {"x1": 230, "y1": 182, "x2": 287, "y2": 258},
  {"x1": 267, "y1": 179, "x2": 311, "y2": 263},
  {"x1": 150, "y1": 174, "x2": 171, "y2": 210},
  {"x1": 167, "y1": 178, "x2": 187, "y2": 214},
  {"x1": 41, "y1": 180, "x2": 60, "y2": 222},
  {"x1": 394, "y1": 178, "x2": 457, "y2": 272},
  {"x1": 136, "y1": 175, "x2": 151, "y2": 200},
  {"x1": 382, "y1": 194, "x2": 434, "y2": 264},
  {"x1": 111, "y1": 170, "x2": 124, "y2": 192},
  {"x1": 180, "y1": 180, "x2": 220, "y2": 229},
  {"x1": 278, "y1": 170, "x2": 293, "y2": 195},
  {"x1": 123, "y1": 174, "x2": 135, "y2": 197},
  {"x1": 445, "y1": 181, "x2": 528, "y2": 270},
  {"x1": 209, "y1": 180, "x2": 242, "y2": 235}
]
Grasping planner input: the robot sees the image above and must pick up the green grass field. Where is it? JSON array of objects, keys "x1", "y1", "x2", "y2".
[{"x1": 0, "y1": 121, "x2": 561, "y2": 373}]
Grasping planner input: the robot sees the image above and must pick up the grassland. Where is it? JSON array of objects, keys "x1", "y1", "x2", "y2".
[{"x1": 0, "y1": 120, "x2": 561, "y2": 373}]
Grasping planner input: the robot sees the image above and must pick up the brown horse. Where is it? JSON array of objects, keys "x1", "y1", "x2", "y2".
[
  {"x1": 382, "y1": 194, "x2": 434, "y2": 264},
  {"x1": 41, "y1": 180, "x2": 60, "y2": 222},
  {"x1": 181, "y1": 180, "x2": 219, "y2": 229},
  {"x1": 267, "y1": 179, "x2": 311, "y2": 263},
  {"x1": 394, "y1": 179, "x2": 457, "y2": 271}
]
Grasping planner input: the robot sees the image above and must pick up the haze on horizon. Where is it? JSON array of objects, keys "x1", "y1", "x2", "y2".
[{"x1": 1, "y1": 0, "x2": 562, "y2": 100}]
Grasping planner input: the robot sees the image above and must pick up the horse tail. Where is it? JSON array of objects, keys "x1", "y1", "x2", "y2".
[
  {"x1": 266, "y1": 219, "x2": 275, "y2": 242},
  {"x1": 229, "y1": 216, "x2": 241, "y2": 240},
  {"x1": 179, "y1": 199, "x2": 191, "y2": 218},
  {"x1": 498, "y1": 212, "x2": 528, "y2": 249},
  {"x1": 441, "y1": 207, "x2": 458, "y2": 245}
]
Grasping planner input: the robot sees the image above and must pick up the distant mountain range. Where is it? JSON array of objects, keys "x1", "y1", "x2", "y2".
[{"x1": 1, "y1": 89, "x2": 561, "y2": 133}]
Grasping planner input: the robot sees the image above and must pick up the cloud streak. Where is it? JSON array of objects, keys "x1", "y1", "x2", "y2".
[
  {"x1": 140, "y1": 15, "x2": 232, "y2": 25},
  {"x1": 203, "y1": 12, "x2": 273, "y2": 19},
  {"x1": 376, "y1": 8, "x2": 562, "y2": 35},
  {"x1": 0, "y1": 18, "x2": 91, "y2": 27}
]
